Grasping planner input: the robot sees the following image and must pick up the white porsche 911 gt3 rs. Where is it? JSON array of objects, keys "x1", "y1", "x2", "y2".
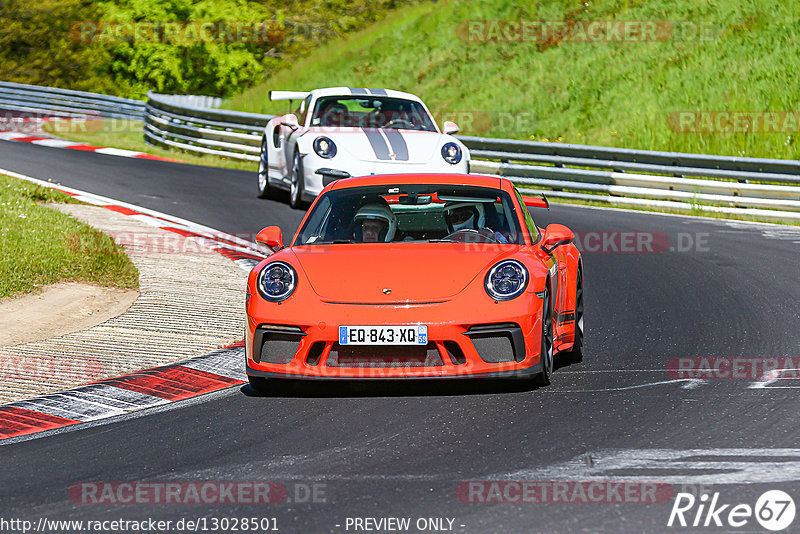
[{"x1": 257, "y1": 87, "x2": 470, "y2": 208}]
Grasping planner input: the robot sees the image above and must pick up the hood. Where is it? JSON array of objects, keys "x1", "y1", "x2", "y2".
[
  {"x1": 290, "y1": 244, "x2": 508, "y2": 303},
  {"x1": 304, "y1": 127, "x2": 450, "y2": 164}
]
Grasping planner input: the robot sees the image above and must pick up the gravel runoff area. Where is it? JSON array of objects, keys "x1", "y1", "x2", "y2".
[{"x1": 0, "y1": 204, "x2": 248, "y2": 403}]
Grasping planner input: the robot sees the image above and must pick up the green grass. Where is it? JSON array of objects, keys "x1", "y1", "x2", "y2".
[
  {"x1": 42, "y1": 120, "x2": 255, "y2": 172},
  {"x1": 540, "y1": 196, "x2": 799, "y2": 226},
  {"x1": 226, "y1": 0, "x2": 800, "y2": 161},
  {"x1": 0, "y1": 174, "x2": 139, "y2": 298}
]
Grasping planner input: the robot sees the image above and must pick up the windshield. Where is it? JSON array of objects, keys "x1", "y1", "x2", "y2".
[
  {"x1": 309, "y1": 96, "x2": 437, "y2": 131},
  {"x1": 295, "y1": 185, "x2": 525, "y2": 246}
]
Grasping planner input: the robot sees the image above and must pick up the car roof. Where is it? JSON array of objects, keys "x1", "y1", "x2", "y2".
[
  {"x1": 310, "y1": 87, "x2": 423, "y2": 102},
  {"x1": 329, "y1": 173, "x2": 506, "y2": 191}
]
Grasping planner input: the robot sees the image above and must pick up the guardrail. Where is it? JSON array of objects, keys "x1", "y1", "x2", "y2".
[
  {"x1": 143, "y1": 92, "x2": 272, "y2": 161},
  {"x1": 461, "y1": 136, "x2": 800, "y2": 219},
  {"x1": 141, "y1": 93, "x2": 800, "y2": 221},
  {"x1": 3, "y1": 82, "x2": 799, "y2": 222},
  {"x1": 0, "y1": 81, "x2": 145, "y2": 121}
]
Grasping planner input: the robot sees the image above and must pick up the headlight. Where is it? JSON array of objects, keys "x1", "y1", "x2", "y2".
[
  {"x1": 485, "y1": 260, "x2": 528, "y2": 301},
  {"x1": 313, "y1": 136, "x2": 337, "y2": 158},
  {"x1": 441, "y1": 142, "x2": 462, "y2": 164},
  {"x1": 257, "y1": 261, "x2": 297, "y2": 302}
]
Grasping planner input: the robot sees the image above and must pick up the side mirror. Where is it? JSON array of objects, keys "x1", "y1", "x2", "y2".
[
  {"x1": 442, "y1": 121, "x2": 459, "y2": 135},
  {"x1": 280, "y1": 113, "x2": 299, "y2": 130},
  {"x1": 255, "y1": 226, "x2": 284, "y2": 249},
  {"x1": 541, "y1": 224, "x2": 574, "y2": 253}
]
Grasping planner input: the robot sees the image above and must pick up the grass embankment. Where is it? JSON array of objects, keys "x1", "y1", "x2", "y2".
[
  {"x1": 224, "y1": 0, "x2": 799, "y2": 224},
  {"x1": 227, "y1": 0, "x2": 800, "y2": 161},
  {"x1": 0, "y1": 174, "x2": 138, "y2": 298}
]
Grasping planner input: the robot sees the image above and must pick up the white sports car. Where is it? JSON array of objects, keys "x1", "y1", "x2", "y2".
[{"x1": 257, "y1": 87, "x2": 469, "y2": 207}]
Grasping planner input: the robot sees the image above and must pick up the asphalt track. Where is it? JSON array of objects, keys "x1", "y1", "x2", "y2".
[{"x1": 1, "y1": 139, "x2": 800, "y2": 533}]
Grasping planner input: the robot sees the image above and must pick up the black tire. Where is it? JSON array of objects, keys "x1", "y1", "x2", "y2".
[
  {"x1": 257, "y1": 138, "x2": 273, "y2": 199},
  {"x1": 289, "y1": 150, "x2": 305, "y2": 209},
  {"x1": 533, "y1": 286, "x2": 554, "y2": 387},
  {"x1": 248, "y1": 375, "x2": 270, "y2": 395},
  {"x1": 565, "y1": 267, "x2": 584, "y2": 363}
]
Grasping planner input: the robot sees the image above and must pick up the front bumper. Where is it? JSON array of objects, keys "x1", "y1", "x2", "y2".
[{"x1": 246, "y1": 289, "x2": 544, "y2": 380}]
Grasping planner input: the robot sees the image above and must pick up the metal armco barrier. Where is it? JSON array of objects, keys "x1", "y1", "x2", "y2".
[
  {"x1": 143, "y1": 92, "x2": 272, "y2": 162},
  {"x1": 142, "y1": 94, "x2": 800, "y2": 220},
  {"x1": 2, "y1": 82, "x2": 799, "y2": 221},
  {"x1": 0, "y1": 81, "x2": 145, "y2": 121}
]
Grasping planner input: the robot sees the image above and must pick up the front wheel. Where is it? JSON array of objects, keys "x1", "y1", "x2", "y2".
[
  {"x1": 257, "y1": 138, "x2": 273, "y2": 199},
  {"x1": 289, "y1": 150, "x2": 305, "y2": 209},
  {"x1": 565, "y1": 267, "x2": 584, "y2": 363},
  {"x1": 533, "y1": 286, "x2": 554, "y2": 387},
  {"x1": 258, "y1": 139, "x2": 272, "y2": 198}
]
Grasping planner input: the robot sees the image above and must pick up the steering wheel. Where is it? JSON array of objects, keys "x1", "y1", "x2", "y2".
[
  {"x1": 441, "y1": 228, "x2": 499, "y2": 243},
  {"x1": 381, "y1": 118, "x2": 415, "y2": 129}
]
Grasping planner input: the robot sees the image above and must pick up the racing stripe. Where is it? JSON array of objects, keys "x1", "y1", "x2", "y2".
[
  {"x1": 368, "y1": 88, "x2": 388, "y2": 95},
  {"x1": 382, "y1": 130, "x2": 409, "y2": 161},
  {"x1": 349, "y1": 87, "x2": 368, "y2": 95},
  {"x1": 362, "y1": 128, "x2": 391, "y2": 160}
]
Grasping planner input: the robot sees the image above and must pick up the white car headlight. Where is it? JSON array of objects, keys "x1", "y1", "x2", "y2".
[
  {"x1": 441, "y1": 142, "x2": 462, "y2": 164},
  {"x1": 313, "y1": 136, "x2": 337, "y2": 158},
  {"x1": 485, "y1": 260, "x2": 528, "y2": 301}
]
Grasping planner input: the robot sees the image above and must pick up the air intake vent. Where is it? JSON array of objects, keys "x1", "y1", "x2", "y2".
[
  {"x1": 465, "y1": 323, "x2": 525, "y2": 363},
  {"x1": 253, "y1": 325, "x2": 305, "y2": 365},
  {"x1": 327, "y1": 343, "x2": 443, "y2": 367},
  {"x1": 443, "y1": 341, "x2": 466, "y2": 365}
]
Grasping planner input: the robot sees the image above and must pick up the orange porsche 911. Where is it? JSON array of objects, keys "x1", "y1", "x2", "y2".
[{"x1": 245, "y1": 173, "x2": 583, "y2": 389}]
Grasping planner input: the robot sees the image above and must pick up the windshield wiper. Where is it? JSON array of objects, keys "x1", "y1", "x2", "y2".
[{"x1": 312, "y1": 239, "x2": 355, "y2": 244}]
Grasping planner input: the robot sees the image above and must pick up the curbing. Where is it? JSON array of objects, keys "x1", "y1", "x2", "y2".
[
  {"x1": 0, "y1": 344, "x2": 246, "y2": 442},
  {"x1": 0, "y1": 130, "x2": 181, "y2": 162},
  {"x1": 0, "y1": 169, "x2": 270, "y2": 441}
]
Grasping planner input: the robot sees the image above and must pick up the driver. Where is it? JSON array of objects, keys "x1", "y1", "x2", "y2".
[
  {"x1": 321, "y1": 102, "x2": 348, "y2": 127},
  {"x1": 443, "y1": 202, "x2": 508, "y2": 243},
  {"x1": 353, "y1": 201, "x2": 397, "y2": 243}
]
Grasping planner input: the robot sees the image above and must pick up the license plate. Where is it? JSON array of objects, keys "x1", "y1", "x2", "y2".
[{"x1": 339, "y1": 325, "x2": 428, "y2": 346}]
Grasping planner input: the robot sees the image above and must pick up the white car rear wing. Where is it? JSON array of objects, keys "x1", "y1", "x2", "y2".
[{"x1": 269, "y1": 91, "x2": 310, "y2": 101}]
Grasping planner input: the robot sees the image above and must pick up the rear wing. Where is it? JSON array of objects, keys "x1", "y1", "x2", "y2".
[
  {"x1": 521, "y1": 194, "x2": 550, "y2": 210},
  {"x1": 269, "y1": 90, "x2": 310, "y2": 101}
]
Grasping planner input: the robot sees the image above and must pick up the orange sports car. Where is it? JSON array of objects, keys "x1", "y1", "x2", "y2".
[{"x1": 245, "y1": 173, "x2": 583, "y2": 389}]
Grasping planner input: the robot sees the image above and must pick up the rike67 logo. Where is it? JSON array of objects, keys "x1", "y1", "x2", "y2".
[{"x1": 668, "y1": 490, "x2": 795, "y2": 531}]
